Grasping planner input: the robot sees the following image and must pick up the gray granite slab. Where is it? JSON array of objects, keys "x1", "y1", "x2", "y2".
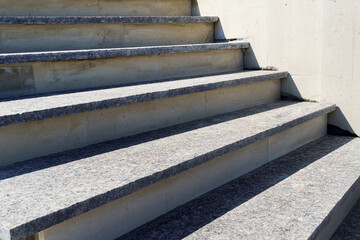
[
  {"x1": 120, "y1": 135, "x2": 360, "y2": 240},
  {"x1": 331, "y1": 199, "x2": 360, "y2": 239},
  {"x1": 0, "y1": 42, "x2": 249, "y2": 64},
  {"x1": 0, "y1": 70, "x2": 287, "y2": 127},
  {"x1": 0, "y1": 101, "x2": 335, "y2": 240},
  {"x1": 0, "y1": 16, "x2": 218, "y2": 25}
]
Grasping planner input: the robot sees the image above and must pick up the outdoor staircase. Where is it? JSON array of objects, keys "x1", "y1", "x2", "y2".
[{"x1": 0, "y1": 1, "x2": 359, "y2": 240}]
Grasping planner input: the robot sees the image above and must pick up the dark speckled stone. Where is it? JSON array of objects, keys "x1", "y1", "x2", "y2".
[
  {"x1": 0, "y1": 16, "x2": 218, "y2": 25},
  {"x1": 0, "y1": 70, "x2": 288, "y2": 127},
  {"x1": 331, "y1": 199, "x2": 360, "y2": 239},
  {"x1": 0, "y1": 101, "x2": 334, "y2": 240},
  {"x1": 0, "y1": 42, "x2": 249, "y2": 64},
  {"x1": 119, "y1": 136, "x2": 360, "y2": 240}
]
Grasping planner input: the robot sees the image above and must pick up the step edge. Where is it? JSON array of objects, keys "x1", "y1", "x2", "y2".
[
  {"x1": 0, "y1": 42, "x2": 250, "y2": 64},
  {"x1": 0, "y1": 71, "x2": 286, "y2": 128},
  {"x1": 310, "y1": 175, "x2": 360, "y2": 240},
  {"x1": 0, "y1": 16, "x2": 219, "y2": 25},
  {"x1": 3, "y1": 102, "x2": 335, "y2": 240}
]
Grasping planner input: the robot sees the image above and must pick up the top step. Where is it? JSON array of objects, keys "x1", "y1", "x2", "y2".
[{"x1": 0, "y1": 0, "x2": 192, "y2": 16}]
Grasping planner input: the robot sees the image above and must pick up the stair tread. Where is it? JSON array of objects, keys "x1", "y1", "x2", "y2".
[
  {"x1": 0, "y1": 41, "x2": 249, "y2": 64},
  {"x1": 120, "y1": 135, "x2": 360, "y2": 240},
  {"x1": 0, "y1": 16, "x2": 219, "y2": 25},
  {"x1": 0, "y1": 101, "x2": 335, "y2": 240},
  {"x1": 0, "y1": 70, "x2": 288, "y2": 127}
]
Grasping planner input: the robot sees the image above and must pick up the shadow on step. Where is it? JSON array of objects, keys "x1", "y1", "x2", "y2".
[
  {"x1": 331, "y1": 198, "x2": 360, "y2": 240},
  {"x1": 0, "y1": 101, "x2": 297, "y2": 181},
  {"x1": 119, "y1": 136, "x2": 354, "y2": 240}
]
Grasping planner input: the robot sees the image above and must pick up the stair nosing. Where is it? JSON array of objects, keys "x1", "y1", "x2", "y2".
[
  {"x1": 0, "y1": 101, "x2": 336, "y2": 240},
  {"x1": 0, "y1": 70, "x2": 287, "y2": 128},
  {"x1": 0, "y1": 16, "x2": 219, "y2": 25},
  {"x1": 0, "y1": 42, "x2": 250, "y2": 64}
]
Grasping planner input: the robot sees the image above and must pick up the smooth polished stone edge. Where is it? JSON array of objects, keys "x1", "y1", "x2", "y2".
[
  {"x1": 0, "y1": 16, "x2": 219, "y2": 24},
  {"x1": 0, "y1": 71, "x2": 288, "y2": 128},
  {"x1": 1, "y1": 102, "x2": 335, "y2": 240},
  {"x1": 0, "y1": 42, "x2": 249, "y2": 64}
]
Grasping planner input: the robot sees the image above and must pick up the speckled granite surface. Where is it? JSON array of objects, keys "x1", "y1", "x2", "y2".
[
  {"x1": 0, "y1": 101, "x2": 334, "y2": 240},
  {"x1": 331, "y1": 199, "x2": 360, "y2": 239},
  {"x1": 0, "y1": 16, "x2": 218, "y2": 25},
  {"x1": 0, "y1": 70, "x2": 287, "y2": 127},
  {"x1": 0, "y1": 42, "x2": 249, "y2": 64},
  {"x1": 120, "y1": 136, "x2": 360, "y2": 240}
]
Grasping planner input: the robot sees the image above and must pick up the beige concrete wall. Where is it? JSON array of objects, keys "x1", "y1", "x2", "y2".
[
  {"x1": 194, "y1": 0, "x2": 360, "y2": 135},
  {"x1": 321, "y1": 1, "x2": 360, "y2": 135}
]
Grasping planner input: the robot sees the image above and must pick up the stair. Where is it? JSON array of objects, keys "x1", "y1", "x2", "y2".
[
  {"x1": 0, "y1": 101, "x2": 334, "y2": 240},
  {"x1": 0, "y1": 42, "x2": 248, "y2": 98},
  {"x1": 120, "y1": 136, "x2": 360, "y2": 240},
  {"x1": 0, "y1": 1, "x2": 358, "y2": 240},
  {"x1": 0, "y1": 70, "x2": 284, "y2": 165},
  {"x1": 0, "y1": 16, "x2": 218, "y2": 53}
]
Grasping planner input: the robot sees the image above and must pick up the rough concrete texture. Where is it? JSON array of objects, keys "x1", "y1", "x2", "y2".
[
  {"x1": 0, "y1": 19, "x2": 215, "y2": 53},
  {"x1": 193, "y1": 0, "x2": 360, "y2": 136},
  {"x1": 0, "y1": 0, "x2": 192, "y2": 16},
  {"x1": 0, "y1": 101, "x2": 334, "y2": 240},
  {"x1": 0, "y1": 48, "x2": 244, "y2": 98},
  {"x1": 120, "y1": 136, "x2": 360, "y2": 240}
]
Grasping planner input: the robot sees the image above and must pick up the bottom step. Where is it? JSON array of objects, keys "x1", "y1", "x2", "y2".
[
  {"x1": 331, "y1": 199, "x2": 360, "y2": 239},
  {"x1": 120, "y1": 136, "x2": 360, "y2": 240}
]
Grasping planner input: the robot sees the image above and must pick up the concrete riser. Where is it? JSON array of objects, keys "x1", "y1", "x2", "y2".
[
  {"x1": 0, "y1": 0, "x2": 191, "y2": 16},
  {"x1": 0, "y1": 49, "x2": 243, "y2": 99},
  {"x1": 28, "y1": 115, "x2": 327, "y2": 240},
  {"x1": 0, "y1": 22, "x2": 214, "y2": 53},
  {"x1": 0, "y1": 79, "x2": 280, "y2": 166},
  {"x1": 315, "y1": 178, "x2": 360, "y2": 240}
]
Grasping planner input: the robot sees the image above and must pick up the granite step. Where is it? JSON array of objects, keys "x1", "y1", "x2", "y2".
[
  {"x1": 0, "y1": 16, "x2": 218, "y2": 25},
  {"x1": 331, "y1": 198, "x2": 360, "y2": 239},
  {"x1": 0, "y1": 42, "x2": 249, "y2": 98},
  {"x1": 0, "y1": 42, "x2": 248, "y2": 64},
  {"x1": 120, "y1": 135, "x2": 360, "y2": 240},
  {"x1": 0, "y1": 0, "x2": 192, "y2": 17},
  {"x1": 0, "y1": 71, "x2": 287, "y2": 127},
  {"x1": 0, "y1": 101, "x2": 335, "y2": 240},
  {"x1": 0, "y1": 70, "x2": 285, "y2": 166},
  {"x1": 0, "y1": 16, "x2": 218, "y2": 53}
]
